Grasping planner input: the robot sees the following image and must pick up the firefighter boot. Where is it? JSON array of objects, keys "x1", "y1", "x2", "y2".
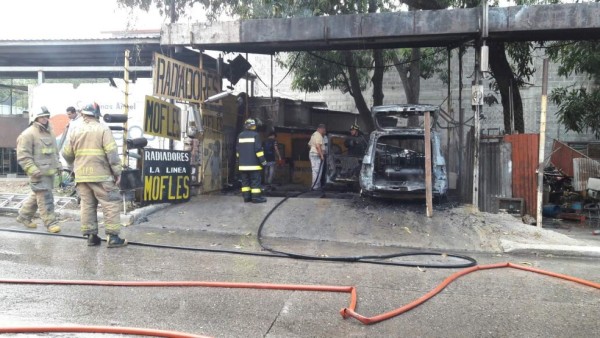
[
  {"x1": 16, "y1": 215, "x2": 37, "y2": 229},
  {"x1": 46, "y1": 221, "x2": 61, "y2": 234},
  {"x1": 107, "y1": 234, "x2": 128, "y2": 248},
  {"x1": 243, "y1": 192, "x2": 252, "y2": 203},
  {"x1": 252, "y1": 194, "x2": 267, "y2": 203},
  {"x1": 86, "y1": 234, "x2": 101, "y2": 246}
]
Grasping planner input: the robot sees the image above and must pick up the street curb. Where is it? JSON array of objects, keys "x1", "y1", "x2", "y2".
[
  {"x1": 58, "y1": 203, "x2": 171, "y2": 226},
  {"x1": 501, "y1": 240, "x2": 600, "y2": 258}
]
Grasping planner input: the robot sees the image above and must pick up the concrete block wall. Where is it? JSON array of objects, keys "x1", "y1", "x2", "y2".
[{"x1": 232, "y1": 48, "x2": 596, "y2": 162}]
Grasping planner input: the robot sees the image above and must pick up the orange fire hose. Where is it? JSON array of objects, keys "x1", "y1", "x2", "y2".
[
  {"x1": 340, "y1": 262, "x2": 600, "y2": 324},
  {"x1": 0, "y1": 262, "x2": 598, "y2": 336},
  {"x1": 0, "y1": 325, "x2": 209, "y2": 338}
]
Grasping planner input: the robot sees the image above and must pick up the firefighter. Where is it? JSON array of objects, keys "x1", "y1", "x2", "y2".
[
  {"x1": 237, "y1": 118, "x2": 267, "y2": 203},
  {"x1": 15, "y1": 106, "x2": 61, "y2": 233},
  {"x1": 344, "y1": 123, "x2": 368, "y2": 157},
  {"x1": 61, "y1": 102, "x2": 127, "y2": 248}
]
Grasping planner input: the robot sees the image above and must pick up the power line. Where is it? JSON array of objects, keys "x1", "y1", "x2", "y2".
[{"x1": 305, "y1": 47, "x2": 447, "y2": 70}]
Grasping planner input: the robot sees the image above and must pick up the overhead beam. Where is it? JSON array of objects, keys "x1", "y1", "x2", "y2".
[
  {"x1": 162, "y1": 3, "x2": 600, "y2": 54},
  {"x1": 0, "y1": 37, "x2": 160, "y2": 47},
  {"x1": 0, "y1": 66, "x2": 151, "y2": 72}
]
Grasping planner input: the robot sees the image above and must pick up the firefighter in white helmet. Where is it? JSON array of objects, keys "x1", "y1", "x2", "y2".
[
  {"x1": 62, "y1": 102, "x2": 127, "y2": 247},
  {"x1": 15, "y1": 106, "x2": 61, "y2": 233}
]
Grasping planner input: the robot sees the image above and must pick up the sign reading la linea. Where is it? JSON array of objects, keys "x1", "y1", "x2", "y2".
[
  {"x1": 152, "y1": 52, "x2": 221, "y2": 103},
  {"x1": 142, "y1": 148, "x2": 191, "y2": 204}
]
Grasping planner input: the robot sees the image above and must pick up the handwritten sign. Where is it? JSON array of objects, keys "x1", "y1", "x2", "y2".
[
  {"x1": 152, "y1": 52, "x2": 221, "y2": 103},
  {"x1": 142, "y1": 148, "x2": 191, "y2": 204},
  {"x1": 143, "y1": 96, "x2": 181, "y2": 140}
]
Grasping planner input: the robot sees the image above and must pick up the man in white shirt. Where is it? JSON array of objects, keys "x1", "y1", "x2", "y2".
[{"x1": 308, "y1": 124, "x2": 326, "y2": 190}]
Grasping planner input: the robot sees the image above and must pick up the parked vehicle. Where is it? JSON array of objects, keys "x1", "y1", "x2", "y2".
[
  {"x1": 325, "y1": 104, "x2": 448, "y2": 198},
  {"x1": 360, "y1": 104, "x2": 448, "y2": 198}
]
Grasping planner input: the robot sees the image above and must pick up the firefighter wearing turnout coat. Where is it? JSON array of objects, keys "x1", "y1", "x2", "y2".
[
  {"x1": 237, "y1": 118, "x2": 267, "y2": 203},
  {"x1": 61, "y1": 103, "x2": 127, "y2": 248},
  {"x1": 15, "y1": 106, "x2": 61, "y2": 233}
]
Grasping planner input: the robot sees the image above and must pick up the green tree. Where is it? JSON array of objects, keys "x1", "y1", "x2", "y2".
[
  {"x1": 548, "y1": 41, "x2": 600, "y2": 137},
  {"x1": 118, "y1": 0, "x2": 450, "y2": 131},
  {"x1": 117, "y1": 0, "x2": 535, "y2": 133},
  {"x1": 406, "y1": 0, "x2": 534, "y2": 134}
]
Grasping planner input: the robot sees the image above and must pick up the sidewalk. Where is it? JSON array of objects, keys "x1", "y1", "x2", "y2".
[
  {"x1": 2, "y1": 193, "x2": 599, "y2": 258},
  {"x1": 82, "y1": 194, "x2": 600, "y2": 258}
]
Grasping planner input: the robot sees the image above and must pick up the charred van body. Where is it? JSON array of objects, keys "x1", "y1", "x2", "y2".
[
  {"x1": 359, "y1": 104, "x2": 448, "y2": 198},
  {"x1": 324, "y1": 104, "x2": 448, "y2": 199}
]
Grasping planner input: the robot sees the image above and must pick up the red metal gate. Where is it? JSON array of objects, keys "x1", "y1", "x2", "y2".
[{"x1": 504, "y1": 134, "x2": 539, "y2": 217}]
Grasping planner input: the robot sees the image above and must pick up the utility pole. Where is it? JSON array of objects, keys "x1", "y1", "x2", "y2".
[
  {"x1": 169, "y1": 0, "x2": 176, "y2": 151},
  {"x1": 122, "y1": 49, "x2": 130, "y2": 167},
  {"x1": 472, "y1": 0, "x2": 488, "y2": 209},
  {"x1": 536, "y1": 59, "x2": 549, "y2": 228},
  {"x1": 458, "y1": 49, "x2": 464, "y2": 200}
]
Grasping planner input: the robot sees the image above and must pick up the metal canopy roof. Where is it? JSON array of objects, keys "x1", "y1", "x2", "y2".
[{"x1": 0, "y1": 35, "x2": 216, "y2": 79}]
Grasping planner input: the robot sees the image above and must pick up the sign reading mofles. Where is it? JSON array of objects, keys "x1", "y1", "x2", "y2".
[
  {"x1": 142, "y1": 148, "x2": 191, "y2": 204},
  {"x1": 152, "y1": 52, "x2": 221, "y2": 103},
  {"x1": 144, "y1": 96, "x2": 181, "y2": 140}
]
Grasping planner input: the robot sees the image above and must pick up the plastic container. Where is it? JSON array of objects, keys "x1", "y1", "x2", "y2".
[
  {"x1": 542, "y1": 204, "x2": 561, "y2": 218},
  {"x1": 572, "y1": 201, "x2": 583, "y2": 211}
]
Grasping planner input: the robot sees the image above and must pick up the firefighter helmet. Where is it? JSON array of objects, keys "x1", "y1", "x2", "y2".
[
  {"x1": 29, "y1": 106, "x2": 50, "y2": 123},
  {"x1": 244, "y1": 118, "x2": 256, "y2": 130},
  {"x1": 80, "y1": 102, "x2": 101, "y2": 118},
  {"x1": 33, "y1": 106, "x2": 51, "y2": 120},
  {"x1": 350, "y1": 123, "x2": 360, "y2": 131}
]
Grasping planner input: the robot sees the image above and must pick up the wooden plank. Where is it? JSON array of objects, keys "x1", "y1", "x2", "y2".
[{"x1": 424, "y1": 111, "x2": 433, "y2": 217}]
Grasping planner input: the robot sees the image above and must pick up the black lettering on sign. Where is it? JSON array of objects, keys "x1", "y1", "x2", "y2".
[
  {"x1": 152, "y1": 52, "x2": 212, "y2": 103},
  {"x1": 143, "y1": 96, "x2": 181, "y2": 141}
]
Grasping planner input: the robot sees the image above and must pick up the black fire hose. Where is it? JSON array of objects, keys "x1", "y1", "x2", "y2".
[
  {"x1": 258, "y1": 156, "x2": 478, "y2": 269},
  {"x1": 1, "y1": 157, "x2": 476, "y2": 269}
]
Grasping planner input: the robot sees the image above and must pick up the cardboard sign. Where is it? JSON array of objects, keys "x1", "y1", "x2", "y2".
[
  {"x1": 143, "y1": 96, "x2": 181, "y2": 140},
  {"x1": 152, "y1": 52, "x2": 221, "y2": 103},
  {"x1": 142, "y1": 148, "x2": 191, "y2": 204}
]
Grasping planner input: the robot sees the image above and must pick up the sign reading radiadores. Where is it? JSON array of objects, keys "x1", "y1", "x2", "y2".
[
  {"x1": 152, "y1": 52, "x2": 221, "y2": 103},
  {"x1": 142, "y1": 148, "x2": 191, "y2": 204}
]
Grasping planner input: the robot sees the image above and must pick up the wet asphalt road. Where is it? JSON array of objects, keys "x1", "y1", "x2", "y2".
[{"x1": 0, "y1": 222, "x2": 599, "y2": 338}]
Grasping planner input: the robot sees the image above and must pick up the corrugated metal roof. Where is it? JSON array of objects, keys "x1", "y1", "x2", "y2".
[
  {"x1": 573, "y1": 158, "x2": 600, "y2": 191},
  {"x1": 550, "y1": 139, "x2": 588, "y2": 177},
  {"x1": 0, "y1": 31, "x2": 161, "y2": 43},
  {"x1": 0, "y1": 33, "x2": 216, "y2": 79}
]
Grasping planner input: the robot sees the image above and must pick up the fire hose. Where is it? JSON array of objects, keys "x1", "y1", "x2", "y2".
[{"x1": 0, "y1": 262, "x2": 598, "y2": 336}]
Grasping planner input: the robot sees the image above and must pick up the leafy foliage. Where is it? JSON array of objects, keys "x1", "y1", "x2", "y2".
[
  {"x1": 548, "y1": 40, "x2": 600, "y2": 137},
  {"x1": 547, "y1": 41, "x2": 600, "y2": 83},
  {"x1": 550, "y1": 86, "x2": 600, "y2": 137},
  {"x1": 117, "y1": 0, "x2": 398, "y2": 21},
  {"x1": 280, "y1": 51, "x2": 371, "y2": 94}
]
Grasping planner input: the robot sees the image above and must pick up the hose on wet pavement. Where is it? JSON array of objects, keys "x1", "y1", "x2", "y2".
[
  {"x1": 0, "y1": 157, "x2": 477, "y2": 269},
  {"x1": 0, "y1": 325, "x2": 209, "y2": 338},
  {"x1": 0, "y1": 227, "x2": 476, "y2": 269},
  {"x1": 0, "y1": 262, "x2": 598, "y2": 336},
  {"x1": 257, "y1": 194, "x2": 478, "y2": 268}
]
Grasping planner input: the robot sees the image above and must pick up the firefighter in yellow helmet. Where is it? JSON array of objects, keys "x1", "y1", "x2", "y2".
[
  {"x1": 61, "y1": 102, "x2": 127, "y2": 248},
  {"x1": 15, "y1": 106, "x2": 61, "y2": 233},
  {"x1": 236, "y1": 118, "x2": 267, "y2": 203}
]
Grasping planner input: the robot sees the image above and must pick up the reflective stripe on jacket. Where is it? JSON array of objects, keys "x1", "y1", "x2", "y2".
[
  {"x1": 16, "y1": 122, "x2": 60, "y2": 177},
  {"x1": 236, "y1": 130, "x2": 265, "y2": 171},
  {"x1": 61, "y1": 116, "x2": 122, "y2": 183}
]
